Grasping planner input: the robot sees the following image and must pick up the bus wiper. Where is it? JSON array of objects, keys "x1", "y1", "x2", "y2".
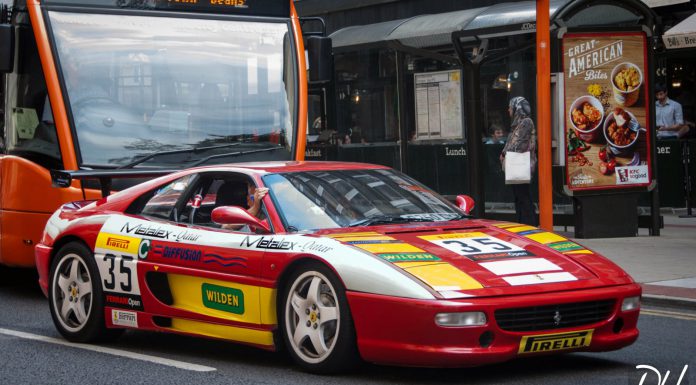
[
  {"x1": 189, "y1": 146, "x2": 285, "y2": 166},
  {"x1": 118, "y1": 143, "x2": 243, "y2": 169},
  {"x1": 448, "y1": 213, "x2": 471, "y2": 220}
]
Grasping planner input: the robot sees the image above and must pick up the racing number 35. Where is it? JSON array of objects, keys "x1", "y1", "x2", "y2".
[
  {"x1": 442, "y1": 238, "x2": 512, "y2": 254},
  {"x1": 103, "y1": 254, "x2": 133, "y2": 292}
]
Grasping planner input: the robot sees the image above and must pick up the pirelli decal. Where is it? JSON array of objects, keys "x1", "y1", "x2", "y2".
[
  {"x1": 95, "y1": 233, "x2": 140, "y2": 255},
  {"x1": 518, "y1": 330, "x2": 593, "y2": 354}
]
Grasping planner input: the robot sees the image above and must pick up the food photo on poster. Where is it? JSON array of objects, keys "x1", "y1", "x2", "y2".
[{"x1": 563, "y1": 33, "x2": 652, "y2": 191}]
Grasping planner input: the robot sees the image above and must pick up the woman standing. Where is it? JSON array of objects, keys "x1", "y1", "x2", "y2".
[{"x1": 500, "y1": 96, "x2": 538, "y2": 226}]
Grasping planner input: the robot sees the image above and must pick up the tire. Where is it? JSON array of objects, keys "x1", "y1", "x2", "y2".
[
  {"x1": 280, "y1": 262, "x2": 358, "y2": 373},
  {"x1": 48, "y1": 242, "x2": 122, "y2": 343}
]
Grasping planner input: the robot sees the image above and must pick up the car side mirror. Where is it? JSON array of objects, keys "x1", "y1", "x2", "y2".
[
  {"x1": 306, "y1": 35, "x2": 332, "y2": 84},
  {"x1": 455, "y1": 195, "x2": 475, "y2": 215},
  {"x1": 0, "y1": 24, "x2": 15, "y2": 73},
  {"x1": 211, "y1": 206, "x2": 271, "y2": 233}
]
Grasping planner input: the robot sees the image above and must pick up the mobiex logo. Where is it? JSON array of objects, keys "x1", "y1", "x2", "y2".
[
  {"x1": 106, "y1": 237, "x2": 130, "y2": 250},
  {"x1": 635, "y1": 365, "x2": 688, "y2": 385}
]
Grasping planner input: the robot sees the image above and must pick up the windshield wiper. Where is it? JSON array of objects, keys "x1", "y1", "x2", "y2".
[
  {"x1": 118, "y1": 143, "x2": 243, "y2": 169},
  {"x1": 448, "y1": 213, "x2": 471, "y2": 220},
  {"x1": 348, "y1": 215, "x2": 415, "y2": 227},
  {"x1": 188, "y1": 146, "x2": 285, "y2": 166}
]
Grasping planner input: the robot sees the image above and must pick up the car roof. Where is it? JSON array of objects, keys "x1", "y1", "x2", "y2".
[{"x1": 187, "y1": 161, "x2": 391, "y2": 175}]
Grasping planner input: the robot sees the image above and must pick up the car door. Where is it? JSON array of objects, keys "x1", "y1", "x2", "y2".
[{"x1": 140, "y1": 171, "x2": 275, "y2": 346}]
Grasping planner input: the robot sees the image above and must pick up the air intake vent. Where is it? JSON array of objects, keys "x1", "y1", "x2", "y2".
[{"x1": 495, "y1": 299, "x2": 615, "y2": 332}]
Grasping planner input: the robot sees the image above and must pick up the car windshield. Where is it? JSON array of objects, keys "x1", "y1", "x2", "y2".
[
  {"x1": 263, "y1": 168, "x2": 464, "y2": 231},
  {"x1": 49, "y1": 11, "x2": 296, "y2": 167}
]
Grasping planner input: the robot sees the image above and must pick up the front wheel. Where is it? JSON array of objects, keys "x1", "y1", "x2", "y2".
[
  {"x1": 48, "y1": 242, "x2": 122, "y2": 342},
  {"x1": 280, "y1": 262, "x2": 358, "y2": 373}
]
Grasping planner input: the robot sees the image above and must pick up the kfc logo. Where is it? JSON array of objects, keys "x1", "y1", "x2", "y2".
[
  {"x1": 616, "y1": 166, "x2": 649, "y2": 185},
  {"x1": 618, "y1": 168, "x2": 629, "y2": 183}
]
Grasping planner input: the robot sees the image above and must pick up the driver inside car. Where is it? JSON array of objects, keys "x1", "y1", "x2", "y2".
[{"x1": 220, "y1": 182, "x2": 268, "y2": 231}]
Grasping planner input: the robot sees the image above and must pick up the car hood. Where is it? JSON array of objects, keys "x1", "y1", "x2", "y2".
[{"x1": 315, "y1": 220, "x2": 633, "y2": 298}]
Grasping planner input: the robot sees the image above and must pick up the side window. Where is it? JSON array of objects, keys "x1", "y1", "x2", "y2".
[
  {"x1": 139, "y1": 174, "x2": 195, "y2": 221},
  {"x1": 177, "y1": 173, "x2": 270, "y2": 233},
  {"x1": 5, "y1": 24, "x2": 62, "y2": 170},
  {"x1": 180, "y1": 176, "x2": 248, "y2": 228}
]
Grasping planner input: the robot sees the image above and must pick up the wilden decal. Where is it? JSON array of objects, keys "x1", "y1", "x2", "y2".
[
  {"x1": 379, "y1": 253, "x2": 441, "y2": 263},
  {"x1": 548, "y1": 241, "x2": 585, "y2": 253},
  {"x1": 518, "y1": 330, "x2": 593, "y2": 354},
  {"x1": 202, "y1": 283, "x2": 244, "y2": 314}
]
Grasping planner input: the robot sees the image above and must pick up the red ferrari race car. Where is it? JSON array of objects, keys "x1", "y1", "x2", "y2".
[{"x1": 35, "y1": 161, "x2": 640, "y2": 373}]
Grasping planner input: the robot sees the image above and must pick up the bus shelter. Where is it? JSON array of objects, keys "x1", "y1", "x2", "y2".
[{"x1": 308, "y1": 0, "x2": 659, "y2": 236}]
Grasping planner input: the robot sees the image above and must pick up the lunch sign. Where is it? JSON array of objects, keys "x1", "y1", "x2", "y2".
[{"x1": 562, "y1": 32, "x2": 652, "y2": 191}]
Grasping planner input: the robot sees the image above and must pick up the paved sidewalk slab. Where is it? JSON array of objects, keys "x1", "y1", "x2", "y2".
[{"x1": 566, "y1": 213, "x2": 696, "y2": 308}]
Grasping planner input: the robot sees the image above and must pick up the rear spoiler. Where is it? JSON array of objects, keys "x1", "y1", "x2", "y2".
[{"x1": 51, "y1": 169, "x2": 178, "y2": 198}]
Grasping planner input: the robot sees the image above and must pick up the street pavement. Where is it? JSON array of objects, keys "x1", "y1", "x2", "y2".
[{"x1": 566, "y1": 209, "x2": 696, "y2": 309}]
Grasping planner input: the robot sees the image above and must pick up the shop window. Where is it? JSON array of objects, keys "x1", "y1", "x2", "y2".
[
  {"x1": 480, "y1": 40, "x2": 536, "y2": 146},
  {"x1": 334, "y1": 49, "x2": 399, "y2": 144}
]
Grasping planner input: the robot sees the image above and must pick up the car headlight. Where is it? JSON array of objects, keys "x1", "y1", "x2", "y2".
[
  {"x1": 621, "y1": 296, "x2": 640, "y2": 312},
  {"x1": 435, "y1": 312, "x2": 487, "y2": 327}
]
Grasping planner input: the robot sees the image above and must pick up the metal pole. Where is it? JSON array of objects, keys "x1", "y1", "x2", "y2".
[{"x1": 536, "y1": 0, "x2": 553, "y2": 230}]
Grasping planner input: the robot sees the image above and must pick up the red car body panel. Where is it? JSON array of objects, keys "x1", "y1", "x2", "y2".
[{"x1": 35, "y1": 161, "x2": 641, "y2": 367}]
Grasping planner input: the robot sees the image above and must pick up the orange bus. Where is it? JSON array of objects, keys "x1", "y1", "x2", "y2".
[{"x1": 0, "y1": 0, "x2": 328, "y2": 267}]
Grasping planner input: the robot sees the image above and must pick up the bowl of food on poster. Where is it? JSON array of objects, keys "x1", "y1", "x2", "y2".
[
  {"x1": 603, "y1": 107, "x2": 645, "y2": 157},
  {"x1": 569, "y1": 95, "x2": 604, "y2": 143}
]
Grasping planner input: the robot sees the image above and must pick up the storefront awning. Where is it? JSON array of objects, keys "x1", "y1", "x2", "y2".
[{"x1": 662, "y1": 12, "x2": 696, "y2": 49}]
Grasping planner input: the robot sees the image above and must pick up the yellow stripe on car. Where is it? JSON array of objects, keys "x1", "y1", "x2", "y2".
[
  {"x1": 354, "y1": 243, "x2": 425, "y2": 254},
  {"x1": 168, "y1": 318, "x2": 274, "y2": 347},
  {"x1": 404, "y1": 263, "x2": 483, "y2": 291},
  {"x1": 524, "y1": 232, "x2": 568, "y2": 244}
]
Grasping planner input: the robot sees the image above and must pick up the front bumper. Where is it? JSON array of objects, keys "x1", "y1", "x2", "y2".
[{"x1": 347, "y1": 283, "x2": 641, "y2": 367}]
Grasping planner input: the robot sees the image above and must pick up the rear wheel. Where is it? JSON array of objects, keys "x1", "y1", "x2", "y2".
[
  {"x1": 280, "y1": 262, "x2": 358, "y2": 373},
  {"x1": 48, "y1": 242, "x2": 122, "y2": 342}
]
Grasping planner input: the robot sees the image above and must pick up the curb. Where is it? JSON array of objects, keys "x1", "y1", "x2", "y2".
[{"x1": 641, "y1": 294, "x2": 696, "y2": 311}]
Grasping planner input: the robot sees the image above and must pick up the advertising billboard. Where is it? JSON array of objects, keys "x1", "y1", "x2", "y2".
[{"x1": 562, "y1": 32, "x2": 652, "y2": 191}]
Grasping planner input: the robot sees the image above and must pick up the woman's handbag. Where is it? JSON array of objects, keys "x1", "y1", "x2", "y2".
[{"x1": 504, "y1": 151, "x2": 531, "y2": 184}]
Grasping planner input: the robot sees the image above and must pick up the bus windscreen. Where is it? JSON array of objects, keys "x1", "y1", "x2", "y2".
[{"x1": 49, "y1": 11, "x2": 297, "y2": 167}]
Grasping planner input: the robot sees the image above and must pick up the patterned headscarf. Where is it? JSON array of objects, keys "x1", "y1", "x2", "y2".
[{"x1": 509, "y1": 96, "x2": 531, "y2": 128}]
